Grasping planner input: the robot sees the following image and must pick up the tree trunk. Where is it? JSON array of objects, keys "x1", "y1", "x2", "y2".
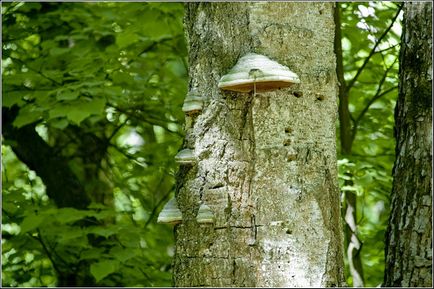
[
  {"x1": 384, "y1": 2, "x2": 432, "y2": 287},
  {"x1": 2, "y1": 106, "x2": 91, "y2": 209},
  {"x1": 173, "y1": 2, "x2": 345, "y2": 287},
  {"x1": 334, "y1": 4, "x2": 365, "y2": 286}
]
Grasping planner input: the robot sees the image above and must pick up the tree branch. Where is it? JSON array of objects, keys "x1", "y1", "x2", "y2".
[
  {"x1": 104, "y1": 36, "x2": 178, "y2": 81},
  {"x1": 345, "y1": 5, "x2": 402, "y2": 93},
  {"x1": 351, "y1": 56, "x2": 399, "y2": 140},
  {"x1": 354, "y1": 85, "x2": 398, "y2": 129},
  {"x1": 352, "y1": 153, "x2": 395, "y2": 158},
  {"x1": 144, "y1": 184, "x2": 175, "y2": 228},
  {"x1": 108, "y1": 143, "x2": 139, "y2": 162},
  {"x1": 33, "y1": 229, "x2": 63, "y2": 277},
  {"x1": 111, "y1": 104, "x2": 182, "y2": 136},
  {"x1": 9, "y1": 56, "x2": 62, "y2": 86},
  {"x1": 107, "y1": 118, "x2": 129, "y2": 143},
  {"x1": 374, "y1": 43, "x2": 400, "y2": 55}
]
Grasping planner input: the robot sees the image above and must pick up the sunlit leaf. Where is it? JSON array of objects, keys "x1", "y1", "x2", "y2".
[
  {"x1": 20, "y1": 214, "x2": 46, "y2": 233},
  {"x1": 90, "y1": 259, "x2": 120, "y2": 282}
]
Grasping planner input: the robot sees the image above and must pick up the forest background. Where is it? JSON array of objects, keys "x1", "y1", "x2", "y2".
[{"x1": 1, "y1": 1, "x2": 410, "y2": 287}]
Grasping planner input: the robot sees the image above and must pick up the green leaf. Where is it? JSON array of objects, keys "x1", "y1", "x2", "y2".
[
  {"x1": 49, "y1": 97, "x2": 106, "y2": 125},
  {"x1": 20, "y1": 214, "x2": 46, "y2": 233},
  {"x1": 12, "y1": 104, "x2": 44, "y2": 128},
  {"x1": 66, "y1": 97, "x2": 106, "y2": 125},
  {"x1": 87, "y1": 226, "x2": 119, "y2": 238},
  {"x1": 80, "y1": 248, "x2": 105, "y2": 260},
  {"x1": 116, "y1": 31, "x2": 139, "y2": 48},
  {"x1": 49, "y1": 207, "x2": 88, "y2": 223},
  {"x1": 49, "y1": 47, "x2": 69, "y2": 56},
  {"x1": 2, "y1": 91, "x2": 27, "y2": 108},
  {"x1": 57, "y1": 228, "x2": 87, "y2": 243},
  {"x1": 56, "y1": 90, "x2": 80, "y2": 101},
  {"x1": 90, "y1": 259, "x2": 120, "y2": 282},
  {"x1": 48, "y1": 104, "x2": 71, "y2": 120},
  {"x1": 49, "y1": 118, "x2": 69, "y2": 129},
  {"x1": 110, "y1": 246, "x2": 138, "y2": 262}
]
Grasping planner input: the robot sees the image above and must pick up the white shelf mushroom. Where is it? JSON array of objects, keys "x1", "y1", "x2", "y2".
[
  {"x1": 175, "y1": 149, "x2": 196, "y2": 165},
  {"x1": 218, "y1": 53, "x2": 300, "y2": 93},
  {"x1": 157, "y1": 197, "x2": 183, "y2": 225},
  {"x1": 196, "y1": 203, "x2": 215, "y2": 224},
  {"x1": 182, "y1": 89, "x2": 205, "y2": 115}
]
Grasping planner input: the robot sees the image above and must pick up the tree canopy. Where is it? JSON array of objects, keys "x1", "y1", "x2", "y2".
[
  {"x1": 2, "y1": 2, "x2": 186, "y2": 286},
  {"x1": 2, "y1": 2, "x2": 403, "y2": 287}
]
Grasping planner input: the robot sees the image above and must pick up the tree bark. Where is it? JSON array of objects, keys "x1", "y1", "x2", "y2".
[
  {"x1": 173, "y1": 2, "x2": 345, "y2": 287},
  {"x1": 384, "y1": 2, "x2": 432, "y2": 287}
]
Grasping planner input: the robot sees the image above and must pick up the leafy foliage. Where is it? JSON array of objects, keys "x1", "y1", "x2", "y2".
[
  {"x1": 337, "y1": 2, "x2": 401, "y2": 287},
  {"x1": 2, "y1": 2, "x2": 186, "y2": 286}
]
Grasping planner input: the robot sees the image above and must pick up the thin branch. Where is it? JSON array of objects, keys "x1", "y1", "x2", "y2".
[
  {"x1": 353, "y1": 85, "x2": 398, "y2": 136},
  {"x1": 104, "y1": 36, "x2": 177, "y2": 81},
  {"x1": 352, "y1": 56, "x2": 399, "y2": 139},
  {"x1": 374, "y1": 43, "x2": 400, "y2": 55},
  {"x1": 345, "y1": 5, "x2": 402, "y2": 93},
  {"x1": 354, "y1": 74, "x2": 397, "y2": 126},
  {"x1": 33, "y1": 229, "x2": 63, "y2": 277},
  {"x1": 107, "y1": 118, "x2": 129, "y2": 143},
  {"x1": 349, "y1": 111, "x2": 356, "y2": 124},
  {"x1": 134, "y1": 36, "x2": 175, "y2": 60},
  {"x1": 1, "y1": 2, "x2": 19, "y2": 17},
  {"x1": 144, "y1": 185, "x2": 174, "y2": 228},
  {"x1": 4, "y1": 87, "x2": 55, "y2": 93},
  {"x1": 352, "y1": 153, "x2": 395, "y2": 158},
  {"x1": 108, "y1": 143, "x2": 138, "y2": 161},
  {"x1": 111, "y1": 104, "x2": 182, "y2": 136},
  {"x1": 9, "y1": 56, "x2": 62, "y2": 86}
]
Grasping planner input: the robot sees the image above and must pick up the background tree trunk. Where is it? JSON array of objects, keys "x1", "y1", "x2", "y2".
[
  {"x1": 384, "y1": 2, "x2": 432, "y2": 287},
  {"x1": 173, "y1": 2, "x2": 345, "y2": 287},
  {"x1": 2, "y1": 107, "x2": 113, "y2": 286},
  {"x1": 334, "y1": 4, "x2": 365, "y2": 286}
]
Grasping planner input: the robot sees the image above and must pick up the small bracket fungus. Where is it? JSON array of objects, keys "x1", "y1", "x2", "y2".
[
  {"x1": 175, "y1": 148, "x2": 196, "y2": 165},
  {"x1": 218, "y1": 53, "x2": 300, "y2": 93},
  {"x1": 182, "y1": 89, "x2": 205, "y2": 115},
  {"x1": 196, "y1": 203, "x2": 215, "y2": 224},
  {"x1": 157, "y1": 197, "x2": 183, "y2": 225}
]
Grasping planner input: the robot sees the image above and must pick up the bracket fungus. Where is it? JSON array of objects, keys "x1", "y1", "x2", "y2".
[
  {"x1": 175, "y1": 148, "x2": 196, "y2": 165},
  {"x1": 218, "y1": 53, "x2": 300, "y2": 93},
  {"x1": 182, "y1": 89, "x2": 205, "y2": 115},
  {"x1": 196, "y1": 203, "x2": 215, "y2": 224},
  {"x1": 157, "y1": 197, "x2": 183, "y2": 225}
]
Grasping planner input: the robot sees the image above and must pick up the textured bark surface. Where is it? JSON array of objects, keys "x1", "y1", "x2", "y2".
[
  {"x1": 174, "y1": 2, "x2": 345, "y2": 287},
  {"x1": 384, "y1": 2, "x2": 432, "y2": 287}
]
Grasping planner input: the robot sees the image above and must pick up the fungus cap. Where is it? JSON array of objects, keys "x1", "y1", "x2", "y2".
[
  {"x1": 182, "y1": 90, "x2": 204, "y2": 113},
  {"x1": 218, "y1": 53, "x2": 300, "y2": 93},
  {"x1": 175, "y1": 149, "x2": 196, "y2": 164}
]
